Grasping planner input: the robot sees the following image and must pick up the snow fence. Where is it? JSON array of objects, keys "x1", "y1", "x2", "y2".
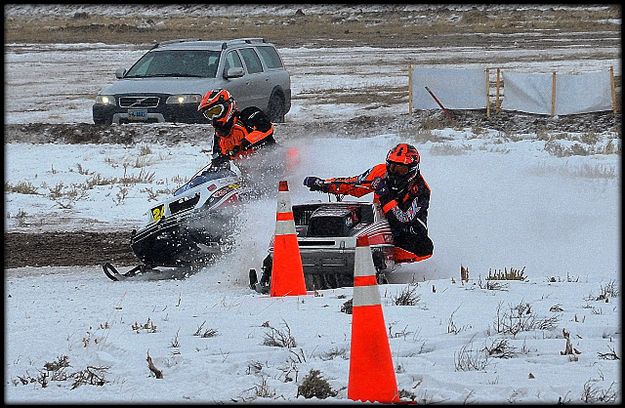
[{"x1": 408, "y1": 65, "x2": 619, "y2": 116}]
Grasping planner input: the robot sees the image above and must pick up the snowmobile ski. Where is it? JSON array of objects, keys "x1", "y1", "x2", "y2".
[
  {"x1": 249, "y1": 268, "x2": 270, "y2": 294},
  {"x1": 102, "y1": 263, "x2": 144, "y2": 281},
  {"x1": 102, "y1": 262, "x2": 198, "y2": 281}
]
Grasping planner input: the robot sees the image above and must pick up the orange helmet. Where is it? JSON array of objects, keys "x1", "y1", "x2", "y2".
[
  {"x1": 198, "y1": 89, "x2": 237, "y2": 127},
  {"x1": 385, "y1": 143, "x2": 420, "y2": 192}
]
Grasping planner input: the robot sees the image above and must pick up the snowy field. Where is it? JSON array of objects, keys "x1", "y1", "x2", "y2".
[
  {"x1": 5, "y1": 132, "x2": 621, "y2": 403},
  {"x1": 4, "y1": 23, "x2": 622, "y2": 404},
  {"x1": 4, "y1": 42, "x2": 620, "y2": 124}
]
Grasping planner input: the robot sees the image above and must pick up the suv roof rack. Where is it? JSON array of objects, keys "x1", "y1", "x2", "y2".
[
  {"x1": 221, "y1": 38, "x2": 266, "y2": 50},
  {"x1": 151, "y1": 38, "x2": 203, "y2": 50}
]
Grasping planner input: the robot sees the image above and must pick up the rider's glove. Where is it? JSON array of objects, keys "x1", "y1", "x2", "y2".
[
  {"x1": 303, "y1": 176, "x2": 327, "y2": 192},
  {"x1": 373, "y1": 178, "x2": 393, "y2": 205},
  {"x1": 374, "y1": 178, "x2": 390, "y2": 196}
]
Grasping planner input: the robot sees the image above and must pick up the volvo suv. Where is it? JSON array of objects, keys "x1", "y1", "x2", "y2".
[{"x1": 92, "y1": 38, "x2": 291, "y2": 125}]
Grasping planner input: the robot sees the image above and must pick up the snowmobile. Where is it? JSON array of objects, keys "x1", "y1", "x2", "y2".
[
  {"x1": 249, "y1": 193, "x2": 430, "y2": 293},
  {"x1": 102, "y1": 161, "x2": 248, "y2": 281}
]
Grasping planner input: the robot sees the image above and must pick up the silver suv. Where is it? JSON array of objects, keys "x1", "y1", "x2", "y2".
[{"x1": 92, "y1": 38, "x2": 291, "y2": 125}]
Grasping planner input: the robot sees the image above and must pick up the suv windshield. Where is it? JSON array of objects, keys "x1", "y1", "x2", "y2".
[{"x1": 125, "y1": 50, "x2": 221, "y2": 78}]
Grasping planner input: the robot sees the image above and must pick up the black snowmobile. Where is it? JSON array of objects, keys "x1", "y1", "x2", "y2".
[{"x1": 102, "y1": 161, "x2": 249, "y2": 281}]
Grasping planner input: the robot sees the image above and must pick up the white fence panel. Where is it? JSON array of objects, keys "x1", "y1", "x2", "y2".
[
  {"x1": 411, "y1": 67, "x2": 485, "y2": 110},
  {"x1": 500, "y1": 71, "x2": 552, "y2": 114},
  {"x1": 555, "y1": 71, "x2": 612, "y2": 115}
]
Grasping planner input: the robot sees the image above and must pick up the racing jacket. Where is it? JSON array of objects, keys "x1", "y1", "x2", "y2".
[
  {"x1": 322, "y1": 163, "x2": 432, "y2": 250},
  {"x1": 212, "y1": 107, "x2": 276, "y2": 162}
]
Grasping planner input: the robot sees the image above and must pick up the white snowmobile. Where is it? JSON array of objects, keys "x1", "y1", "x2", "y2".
[
  {"x1": 249, "y1": 194, "x2": 434, "y2": 293},
  {"x1": 102, "y1": 161, "x2": 249, "y2": 281}
]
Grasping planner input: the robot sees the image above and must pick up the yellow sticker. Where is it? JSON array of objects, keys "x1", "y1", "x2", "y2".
[{"x1": 151, "y1": 204, "x2": 165, "y2": 222}]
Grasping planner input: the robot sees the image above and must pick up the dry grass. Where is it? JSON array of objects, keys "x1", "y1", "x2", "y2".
[
  {"x1": 318, "y1": 346, "x2": 348, "y2": 361},
  {"x1": 4, "y1": 6, "x2": 619, "y2": 48},
  {"x1": 392, "y1": 284, "x2": 421, "y2": 306},
  {"x1": 193, "y1": 321, "x2": 218, "y2": 338},
  {"x1": 262, "y1": 320, "x2": 297, "y2": 348},
  {"x1": 5, "y1": 181, "x2": 39, "y2": 194},
  {"x1": 569, "y1": 163, "x2": 618, "y2": 179},
  {"x1": 487, "y1": 267, "x2": 527, "y2": 281},
  {"x1": 132, "y1": 318, "x2": 158, "y2": 333},
  {"x1": 596, "y1": 280, "x2": 619, "y2": 301},
  {"x1": 483, "y1": 337, "x2": 516, "y2": 359},
  {"x1": 493, "y1": 301, "x2": 560, "y2": 337},
  {"x1": 252, "y1": 376, "x2": 276, "y2": 399},
  {"x1": 531, "y1": 162, "x2": 619, "y2": 180},
  {"x1": 298, "y1": 86, "x2": 407, "y2": 106},
  {"x1": 478, "y1": 276, "x2": 510, "y2": 291},
  {"x1": 297, "y1": 369, "x2": 338, "y2": 399},
  {"x1": 454, "y1": 336, "x2": 490, "y2": 371},
  {"x1": 430, "y1": 143, "x2": 470, "y2": 156},
  {"x1": 581, "y1": 379, "x2": 618, "y2": 403},
  {"x1": 13, "y1": 355, "x2": 109, "y2": 389}
]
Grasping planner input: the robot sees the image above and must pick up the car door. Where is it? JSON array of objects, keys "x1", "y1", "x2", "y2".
[
  {"x1": 220, "y1": 50, "x2": 252, "y2": 109},
  {"x1": 237, "y1": 47, "x2": 272, "y2": 109}
]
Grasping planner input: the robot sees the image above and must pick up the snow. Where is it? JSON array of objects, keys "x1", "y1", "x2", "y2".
[
  {"x1": 4, "y1": 43, "x2": 620, "y2": 125},
  {"x1": 4, "y1": 25, "x2": 621, "y2": 404},
  {"x1": 5, "y1": 130, "x2": 620, "y2": 403}
]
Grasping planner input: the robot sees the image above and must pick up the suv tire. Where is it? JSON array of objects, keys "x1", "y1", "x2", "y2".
[
  {"x1": 94, "y1": 117, "x2": 112, "y2": 125},
  {"x1": 267, "y1": 92, "x2": 285, "y2": 123}
]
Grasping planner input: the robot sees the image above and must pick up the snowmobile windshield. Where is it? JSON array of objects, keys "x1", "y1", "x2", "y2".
[{"x1": 174, "y1": 168, "x2": 238, "y2": 196}]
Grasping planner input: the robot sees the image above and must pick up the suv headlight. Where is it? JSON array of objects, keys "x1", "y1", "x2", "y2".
[
  {"x1": 95, "y1": 95, "x2": 116, "y2": 105},
  {"x1": 165, "y1": 94, "x2": 202, "y2": 105}
]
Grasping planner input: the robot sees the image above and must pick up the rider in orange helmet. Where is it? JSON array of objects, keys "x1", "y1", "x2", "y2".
[
  {"x1": 304, "y1": 143, "x2": 433, "y2": 261},
  {"x1": 198, "y1": 89, "x2": 276, "y2": 167}
]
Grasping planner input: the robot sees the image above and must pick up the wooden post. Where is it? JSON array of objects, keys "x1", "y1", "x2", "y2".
[
  {"x1": 408, "y1": 64, "x2": 414, "y2": 114},
  {"x1": 609, "y1": 65, "x2": 617, "y2": 113},
  {"x1": 551, "y1": 71, "x2": 557, "y2": 116},
  {"x1": 485, "y1": 68, "x2": 490, "y2": 118},
  {"x1": 495, "y1": 68, "x2": 501, "y2": 113}
]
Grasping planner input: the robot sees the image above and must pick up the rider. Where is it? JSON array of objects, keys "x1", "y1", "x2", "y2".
[
  {"x1": 197, "y1": 89, "x2": 276, "y2": 168},
  {"x1": 303, "y1": 143, "x2": 433, "y2": 261}
]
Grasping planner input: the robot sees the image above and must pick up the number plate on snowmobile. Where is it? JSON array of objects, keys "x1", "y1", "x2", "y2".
[{"x1": 151, "y1": 204, "x2": 165, "y2": 222}]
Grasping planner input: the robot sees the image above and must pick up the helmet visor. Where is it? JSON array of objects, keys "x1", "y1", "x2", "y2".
[
  {"x1": 202, "y1": 104, "x2": 225, "y2": 119},
  {"x1": 387, "y1": 162, "x2": 413, "y2": 176}
]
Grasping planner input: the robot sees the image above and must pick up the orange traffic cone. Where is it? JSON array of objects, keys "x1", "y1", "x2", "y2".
[
  {"x1": 269, "y1": 180, "x2": 307, "y2": 297},
  {"x1": 348, "y1": 235, "x2": 399, "y2": 403}
]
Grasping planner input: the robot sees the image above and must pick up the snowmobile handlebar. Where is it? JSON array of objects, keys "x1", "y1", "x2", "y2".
[{"x1": 320, "y1": 179, "x2": 379, "y2": 202}]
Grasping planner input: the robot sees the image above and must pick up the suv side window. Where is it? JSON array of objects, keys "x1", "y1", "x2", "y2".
[
  {"x1": 223, "y1": 51, "x2": 243, "y2": 73},
  {"x1": 238, "y1": 48, "x2": 264, "y2": 74},
  {"x1": 224, "y1": 51, "x2": 243, "y2": 72},
  {"x1": 256, "y1": 46, "x2": 283, "y2": 69}
]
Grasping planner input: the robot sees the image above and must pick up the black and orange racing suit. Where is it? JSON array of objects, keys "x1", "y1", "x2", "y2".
[
  {"x1": 211, "y1": 107, "x2": 276, "y2": 164},
  {"x1": 322, "y1": 163, "x2": 434, "y2": 261}
]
